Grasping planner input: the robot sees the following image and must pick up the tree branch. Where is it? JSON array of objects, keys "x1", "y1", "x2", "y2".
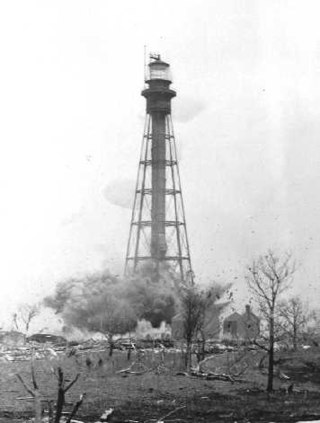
[
  {"x1": 16, "y1": 374, "x2": 35, "y2": 397},
  {"x1": 65, "y1": 373, "x2": 80, "y2": 393},
  {"x1": 31, "y1": 361, "x2": 38, "y2": 390}
]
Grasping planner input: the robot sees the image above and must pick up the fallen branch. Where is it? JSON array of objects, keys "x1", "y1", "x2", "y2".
[
  {"x1": 193, "y1": 354, "x2": 215, "y2": 373},
  {"x1": 144, "y1": 405, "x2": 187, "y2": 423},
  {"x1": 196, "y1": 353, "x2": 249, "y2": 379},
  {"x1": 192, "y1": 370, "x2": 235, "y2": 383},
  {"x1": 117, "y1": 369, "x2": 149, "y2": 375},
  {"x1": 117, "y1": 365, "x2": 150, "y2": 375},
  {"x1": 157, "y1": 405, "x2": 186, "y2": 422},
  {"x1": 204, "y1": 372, "x2": 235, "y2": 383},
  {"x1": 177, "y1": 369, "x2": 241, "y2": 383},
  {"x1": 117, "y1": 360, "x2": 150, "y2": 376},
  {"x1": 117, "y1": 357, "x2": 170, "y2": 377}
]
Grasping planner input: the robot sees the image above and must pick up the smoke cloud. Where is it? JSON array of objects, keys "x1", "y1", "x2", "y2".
[
  {"x1": 104, "y1": 178, "x2": 135, "y2": 209},
  {"x1": 174, "y1": 97, "x2": 206, "y2": 123},
  {"x1": 44, "y1": 271, "x2": 137, "y2": 335},
  {"x1": 44, "y1": 264, "x2": 179, "y2": 335}
]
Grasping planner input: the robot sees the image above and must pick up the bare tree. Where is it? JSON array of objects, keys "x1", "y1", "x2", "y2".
[
  {"x1": 54, "y1": 367, "x2": 80, "y2": 423},
  {"x1": 278, "y1": 296, "x2": 315, "y2": 351},
  {"x1": 180, "y1": 281, "x2": 230, "y2": 370},
  {"x1": 180, "y1": 284, "x2": 203, "y2": 370},
  {"x1": 300, "y1": 309, "x2": 320, "y2": 346},
  {"x1": 16, "y1": 361, "x2": 42, "y2": 423},
  {"x1": 17, "y1": 363, "x2": 83, "y2": 423},
  {"x1": 12, "y1": 303, "x2": 40, "y2": 335},
  {"x1": 246, "y1": 250, "x2": 295, "y2": 392}
]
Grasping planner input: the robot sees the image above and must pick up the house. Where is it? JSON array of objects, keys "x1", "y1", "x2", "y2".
[{"x1": 223, "y1": 305, "x2": 260, "y2": 341}]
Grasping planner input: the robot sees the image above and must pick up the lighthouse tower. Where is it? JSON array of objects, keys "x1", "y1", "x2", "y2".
[{"x1": 125, "y1": 55, "x2": 193, "y2": 283}]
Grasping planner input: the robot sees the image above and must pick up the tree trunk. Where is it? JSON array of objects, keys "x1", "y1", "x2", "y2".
[
  {"x1": 293, "y1": 326, "x2": 297, "y2": 351},
  {"x1": 34, "y1": 390, "x2": 42, "y2": 423},
  {"x1": 54, "y1": 387, "x2": 65, "y2": 423},
  {"x1": 54, "y1": 369, "x2": 65, "y2": 423},
  {"x1": 199, "y1": 331, "x2": 206, "y2": 362},
  {"x1": 109, "y1": 334, "x2": 114, "y2": 357},
  {"x1": 185, "y1": 340, "x2": 192, "y2": 371},
  {"x1": 48, "y1": 400, "x2": 54, "y2": 423},
  {"x1": 127, "y1": 347, "x2": 131, "y2": 361},
  {"x1": 267, "y1": 316, "x2": 274, "y2": 392}
]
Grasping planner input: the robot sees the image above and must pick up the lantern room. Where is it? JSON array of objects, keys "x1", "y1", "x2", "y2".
[{"x1": 146, "y1": 57, "x2": 172, "y2": 83}]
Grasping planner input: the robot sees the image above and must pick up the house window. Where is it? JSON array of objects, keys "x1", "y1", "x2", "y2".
[{"x1": 226, "y1": 321, "x2": 237, "y2": 335}]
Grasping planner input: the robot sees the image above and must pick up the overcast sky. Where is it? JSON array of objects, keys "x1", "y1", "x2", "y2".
[{"x1": 1, "y1": 0, "x2": 320, "y2": 326}]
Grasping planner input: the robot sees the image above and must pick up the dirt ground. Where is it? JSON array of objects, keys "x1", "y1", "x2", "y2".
[{"x1": 1, "y1": 348, "x2": 320, "y2": 422}]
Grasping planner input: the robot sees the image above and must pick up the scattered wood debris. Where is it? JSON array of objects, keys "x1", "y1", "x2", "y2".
[{"x1": 176, "y1": 370, "x2": 237, "y2": 383}]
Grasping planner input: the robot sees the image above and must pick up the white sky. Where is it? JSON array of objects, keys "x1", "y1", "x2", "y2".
[{"x1": 1, "y1": 0, "x2": 320, "y2": 326}]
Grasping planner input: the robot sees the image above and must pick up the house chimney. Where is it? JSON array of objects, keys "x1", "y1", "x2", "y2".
[{"x1": 245, "y1": 304, "x2": 251, "y2": 317}]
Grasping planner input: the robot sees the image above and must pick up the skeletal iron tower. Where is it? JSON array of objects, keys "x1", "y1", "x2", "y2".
[{"x1": 125, "y1": 55, "x2": 192, "y2": 283}]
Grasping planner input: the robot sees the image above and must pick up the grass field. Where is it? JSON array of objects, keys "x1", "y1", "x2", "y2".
[{"x1": 1, "y1": 347, "x2": 320, "y2": 422}]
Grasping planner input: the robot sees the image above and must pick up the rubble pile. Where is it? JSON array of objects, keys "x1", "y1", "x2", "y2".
[
  {"x1": 0, "y1": 338, "x2": 130, "y2": 362},
  {"x1": 0, "y1": 344, "x2": 64, "y2": 362}
]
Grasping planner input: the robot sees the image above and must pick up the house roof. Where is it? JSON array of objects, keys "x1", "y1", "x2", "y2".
[
  {"x1": 242, "y1": 311, "x2": 260, "y2": 321},
  {"x1": 224, "y1": 312, "x2": 242, "y2": 321},
  {"x1": 224, "y1": 309, "x2": 260, "y2": 323}
]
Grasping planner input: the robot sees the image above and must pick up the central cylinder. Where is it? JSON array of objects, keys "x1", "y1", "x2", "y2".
[
  {"x1": 151, "y1": 111, "x2": 167, "y2": 259},
  {"x1": 141, "y1": 58, "x2": 176, "y2": 263}
]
